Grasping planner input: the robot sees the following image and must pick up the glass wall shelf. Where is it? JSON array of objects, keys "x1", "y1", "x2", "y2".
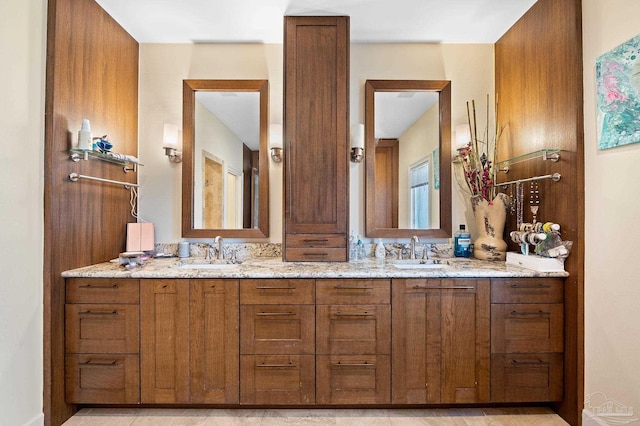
[
  {"x1": 69, "y1": 149, "x2": 142, "y2": 172},
  {"x1": 497, "y1": 149, "x2": 560, "y2": 173}
]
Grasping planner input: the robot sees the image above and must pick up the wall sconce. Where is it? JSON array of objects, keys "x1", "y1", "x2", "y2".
[
  {"x1": 270, "y1": 124, "x2": 283, "y2": 163},
  {"x1": 163, "y1": 123, "x2": 182, "y2": 163},
  {"x1": 350, "y1": 123, "x2": 364, "y2": 163}
]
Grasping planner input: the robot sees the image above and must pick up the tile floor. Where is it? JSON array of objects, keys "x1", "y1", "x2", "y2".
[{"x1": 63, "y1": 407, "x2": 569, "y2": 425}]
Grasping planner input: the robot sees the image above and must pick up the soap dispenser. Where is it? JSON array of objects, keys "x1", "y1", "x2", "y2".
[{"x1": 375, "y1": 239, "x2": 386, "y2": 259}]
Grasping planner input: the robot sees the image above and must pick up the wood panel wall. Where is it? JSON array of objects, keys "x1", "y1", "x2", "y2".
[
  {"x1": 495, "y1": 0, "x2": 584, "y2": 424},
  {"x1": 44, "y1": 0, "x2": 139, "y2": 424}
]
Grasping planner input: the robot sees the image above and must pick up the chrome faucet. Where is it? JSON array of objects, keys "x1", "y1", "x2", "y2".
[
  {"x1": 214, "y1": 236, "x2": 224, "y2": 260},
  {"x1": 410, "y1": 236, "x2": 419, "y2": 260}
]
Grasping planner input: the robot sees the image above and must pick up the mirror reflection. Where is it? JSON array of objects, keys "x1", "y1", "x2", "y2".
[
  {"x1": 182, "y1": 80, "x2": 269, "y2": 238},
  {"x1": 194, "y1": 91, "x2": 260, "y2": 229},
  {"x1": 365, "y1": 80, "x2": 452, "y2": 239}
]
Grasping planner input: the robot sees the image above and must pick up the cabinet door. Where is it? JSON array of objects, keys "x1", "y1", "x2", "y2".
[
  {"x1": 140, "y1": 279, "x2": 189, "y2": 403},
  {"x1": 391, "y1": 279, "x2": 490, "y2": 404},
  {"x1": 283, "y1": 16, "x2": 349, "y2": 240},
  {"x1": 190, "y1": 279, "x2": 239, "y2": 404},
  {"x1": 440, "y1": 279, "x2": 490, "y2": 403}
]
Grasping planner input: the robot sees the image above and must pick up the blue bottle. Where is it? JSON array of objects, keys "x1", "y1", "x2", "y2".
[{"x1": 454, "y1": 224, "x2": 472, "y2": 258}]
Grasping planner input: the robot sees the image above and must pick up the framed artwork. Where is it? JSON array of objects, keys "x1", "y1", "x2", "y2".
[{"x1": 596, "y1": 34, "x2": 640, "y2": 150}]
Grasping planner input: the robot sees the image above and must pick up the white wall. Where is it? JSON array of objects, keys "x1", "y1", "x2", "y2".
[
  {"x1": 0, "y1": 0, "x2": 45, "y2": 425},
  {"x1": 582, "y1": 0, "x2": 640, "y2": 423},
  {"x1": 139, "y1": 42, "x2": 494, "y2": 243}
]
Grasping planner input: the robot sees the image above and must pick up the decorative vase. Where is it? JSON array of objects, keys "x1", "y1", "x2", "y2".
[{"x1": 471, "y1": 193, "x2": 509, "y2": 261}]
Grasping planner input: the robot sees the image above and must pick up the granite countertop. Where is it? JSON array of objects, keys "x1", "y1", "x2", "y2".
[{"x1": 61, "y1": 256, "x2": 569, "y2": 279}]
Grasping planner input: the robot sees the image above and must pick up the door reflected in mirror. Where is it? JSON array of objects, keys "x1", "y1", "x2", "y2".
[
  {"x1": 182, "y1": 80, "x2": 269, "y2": 238},
  {"x1": 365, "y1": 80, "x2": 452, "y2": 239}
]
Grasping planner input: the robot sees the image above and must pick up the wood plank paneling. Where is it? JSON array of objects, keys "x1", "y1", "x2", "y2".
[
  {"x1": 495, "y1": 0, "x2": 583, "y2": 424},
  {"x1": 44, "y1": 0, "x2": 138, "y2": 424}
]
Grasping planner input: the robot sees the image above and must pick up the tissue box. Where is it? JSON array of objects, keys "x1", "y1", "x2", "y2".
[
  {"x1": 506, "y1": 252, "x2": 565, "y2": 272},
  {"x1": 126, "y1": 223, "x2": 154, "y2": 252}
]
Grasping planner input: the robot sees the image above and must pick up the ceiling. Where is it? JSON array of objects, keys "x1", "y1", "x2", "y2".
[{"x1": 96, "y1": 0, "x2": 537, "y2": 44}]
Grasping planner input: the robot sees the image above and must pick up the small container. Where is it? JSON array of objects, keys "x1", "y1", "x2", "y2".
[
  {"x1": 375, "y1": 239, "x2": 386, "y2": 259},
  {"x1": 454, "y1": 224, "x2": 472, "y2": 258},
  {"x1": 77, "y1": 119, "x2": 92, "y2": 150},
  {"x1": 177, "y1": 242, "x2": 190, "y2": 258}
]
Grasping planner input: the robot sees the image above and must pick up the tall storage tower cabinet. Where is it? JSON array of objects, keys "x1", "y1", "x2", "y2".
[{"x1": 283, "y1": 16, "x2": 350, "y2": 262}]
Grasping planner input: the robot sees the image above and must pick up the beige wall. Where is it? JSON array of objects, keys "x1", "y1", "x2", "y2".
[
  {"x1": 0, "y1": 0, "x2": 46, "y2": 425},
  {"x1": 582, "y1": 0, "x2": 640, "y2": 422},
  {"x1": 139, "y1": 42, "x2": 494, "y2": 243}
]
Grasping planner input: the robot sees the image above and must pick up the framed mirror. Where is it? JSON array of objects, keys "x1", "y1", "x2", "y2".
[
  {"x1": 182, "y1": 79, "x2": 269, "y2": 238},
  {"x1": 365, "y1": 80, "x2": 451, "y2": 239}
]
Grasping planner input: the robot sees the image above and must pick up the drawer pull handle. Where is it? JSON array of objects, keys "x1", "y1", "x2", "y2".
[
  {"x1": 255, "y1": 286, "x2": 297, "y2": 290},
  {"x1": 333, "y1": 286, "x2": 374, "y2": 290},
  {"x1": 332, "y1": 362, "x2": 375, "y2": 367},
  {"x1": 257, "y1": 312, "x2": 296, "y2": 316},
  {"x1": 302, "y1": 239, "x2": 329, "y2": 243},
  {"x1": 510, "y1": 310, "x2": 551, "y2": 316},
  {"x1": 256, "y1": 362, "x2": 296, "y2": 368},
  {"x1": 79, "y1": 310, "x2": 118, "y2": 315},
  {"x1": 412, "y1": 286, "x2": 475, "y2": 290},
  {"x1": 303, "y1": 252, "x2": 328, "y2": 257},
  {"x1": 83, "y1": 360, "x2": 119, "y2": 366},
  {"x1": 511, "y1": 359, "x2": 549, "y2": 366},
  {"x1": 334, "y1": 312, "x2": 373, "y2": 317},
  {"x1": 510, "y1": 283, "x2": 551, "y2": 289},
  {"x1": 79, "y1": 284, "x2": 119, "y2": 289}
]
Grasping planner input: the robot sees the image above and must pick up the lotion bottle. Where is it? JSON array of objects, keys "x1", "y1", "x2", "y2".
[{"x1": 77, "y1": 119, "x2": 92, "y2": 150}]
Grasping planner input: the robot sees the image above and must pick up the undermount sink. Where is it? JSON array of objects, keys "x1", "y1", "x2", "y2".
[
  {"x1": 389, "y1": 260, "x2": 451, "y2": 269},
  {"x1": 174, "y1": 261, "x2": 241, "y2": 270}
]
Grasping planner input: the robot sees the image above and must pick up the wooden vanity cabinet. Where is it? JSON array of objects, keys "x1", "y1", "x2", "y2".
[
  {"x1": 391, "y1": 278, "x2": 491, "y2": 404},
  {"x1": 65, "y1": 278, "x2": 140, "y2": 404},
  {"x1": 140, "y1": 279, "x2": 239, "y2": 404},
  {"x1": 140, "y1": 279, "x2": 189, "y2": 403},
  {"x1": 490, "y1": 278, "x2": 564, "y2": 402},
  {"x1": 283, "y1": 16, "x2": 350, "y2": 262},
  {"x1": 316, "y1": 279, "x2": 391, "y2": 404},
  {"x1": 239, "y1": 279, "x2": 315, "y2": 404}
]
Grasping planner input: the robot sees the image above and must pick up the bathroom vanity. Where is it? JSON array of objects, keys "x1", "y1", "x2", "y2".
[{"x1": 62, "y1": 258, "x2": 566, "y2": 407}]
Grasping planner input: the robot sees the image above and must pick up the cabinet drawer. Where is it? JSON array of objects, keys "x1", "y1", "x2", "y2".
[
  {"x1": 65, "y1": 304, "x2": 139, "y2": 353},
  {"x1": 316, "y1": 304, "x2": 390, "y2": 354},
  {"x1": 285, "y1": 247, "x2": 347, "y2": 262},
  {"x1": 491, "y1": 304, "x2": 563, "y2": 353},
  {"x1": 491, "y1": 278, "x2": 563, "y2": 304},
  {"x1": 491, "y1": 353, "x2": 563, "y2": 402},
  {"x1": 241, "y1": 305, "x2": 315, "y2": 355},
  {"x1": 240, "y1": 279, "x2": 314, "y2": 304},
  {"x1": 65, "y1": 354, "x2": 139, "y2": 404},
  {"x1": 317, "y1": 279, "x2": 390, "y2": 304},
  {"x1": 240, "y1": 355, "x2": 315, "y2": 405},
  {"x1": 286, "y1": 234, "x2": 347, "y2": 248},
  {"x1": 67, "y1": 278, "x2": 139, "y2": 303},
  {"x1": 316, "y1": 355, "x2": 390, "y2": 404}
]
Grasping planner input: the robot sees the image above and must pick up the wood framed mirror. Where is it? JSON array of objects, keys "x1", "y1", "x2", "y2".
[
  {"x1": 182, "y1": 79, "x2": 269, "y2": 238},
  {"x1": 365, "y1": 80, "x2": 451, "y2": 239}
]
